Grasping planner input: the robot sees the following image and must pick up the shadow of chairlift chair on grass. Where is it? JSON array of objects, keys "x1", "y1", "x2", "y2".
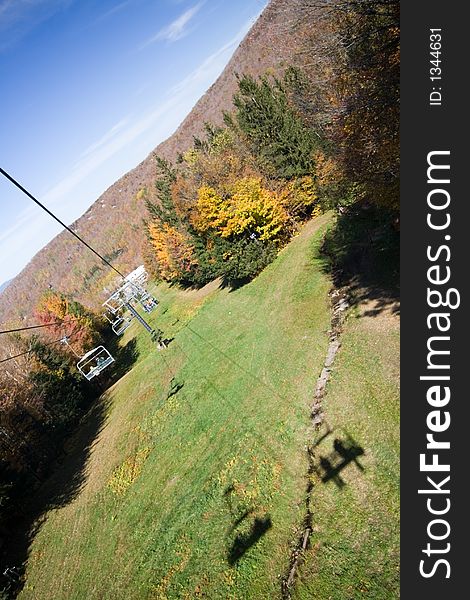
[{"x1": 313, "y1": 430, "x2": 365, "y2": 489}]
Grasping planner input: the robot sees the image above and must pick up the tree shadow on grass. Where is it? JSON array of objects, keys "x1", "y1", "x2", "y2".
[
  {"x1": 0, "y1": 395, "x2": 110, "y2": 598},
  {"x1": 218, "y1": 276, "x2": 251, "y2": 292},
  {"x1": 175, "y1": 275, "x2": 250, "y2": 293},
  {"x1": 105, "y1": 337, "x2": 139, "y2": 384},
  {"x1": 319, "y1": 202, "x2": 400, "y2": 316},
  {"x1": 0, "y1": 333, "x2": 140, "y2": 597}
]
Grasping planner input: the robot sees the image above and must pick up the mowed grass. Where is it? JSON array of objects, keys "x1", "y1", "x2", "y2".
[
  {"x1": 293, "y1": 299, "x2": 400, "y2": 599},
  {"x1": 19, "y1": 215, "x2": 334, "y2": 600}
]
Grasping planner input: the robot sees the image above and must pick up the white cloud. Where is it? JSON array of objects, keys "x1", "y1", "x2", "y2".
[
  {"x1": 0, "y1": 205, "x2": 37, "y2": 246},
  {"x1": 0, "y1": 0, "x2": 69, "y2": 23},
  {"x1": 78, "y1": 118, "x2": 130, "y2": 160},
  {"x1": 169, "y1": 16, "x2": 256, "y2": 97},
  {"x1": 94, "y1": 0, "x2": 134, "y2": 23},
  {"x1": 0, "y1": 0, "x2": 73, "y2": 51},
  {"x1": 141, "y1": 1, "x2": 204, "y2": 48},
  {"x1": 41, "y1": 11, "x2": 256, "y2": 211},
  {"x1": 0, "y1": 207, "x2": 62, "y2": 285}
]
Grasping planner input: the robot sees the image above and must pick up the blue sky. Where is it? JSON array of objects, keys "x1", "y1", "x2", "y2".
[{"x1": 0, "y1": 0, "x2": 267, "y2": 285}]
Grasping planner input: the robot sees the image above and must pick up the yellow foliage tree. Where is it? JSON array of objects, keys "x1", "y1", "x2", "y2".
[
  {"x1": 192, "y1": 177, "x2": 288, "y2": 242},
  {"x1": 191, "y1": 185, "x2": 225, "y2": 233},
  {"x1": 278, "y1": 175, "x2": 320, "y2": 220},
  {"x1": 38, "y1": 293, "x2": 68, "y2": 320}
]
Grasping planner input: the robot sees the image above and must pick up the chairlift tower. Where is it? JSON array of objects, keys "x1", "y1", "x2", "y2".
[
  {"x1": 124, "y1": 301, "x2": 166, "y2": 348},
  {"x1": 103, "y1": 278, "x2": 166, "y2": 349}
]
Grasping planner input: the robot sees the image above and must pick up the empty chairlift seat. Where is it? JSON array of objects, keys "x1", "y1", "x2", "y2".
[
  {"x1": 103, "y1": 281, "x2": 159, "y2": 316},
  {"x1": 103, "y1": 281, "x2": 146, "y2": 314},
  {"x1": 77, "y1": 346, "x2": 115, "y2": 380},
  {"x1": 111, "y1": 316, "x2": 132, "y2": 336}
]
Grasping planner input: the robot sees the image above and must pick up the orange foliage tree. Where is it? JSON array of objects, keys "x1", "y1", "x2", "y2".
[
  {"x1": 34, "y1": 291, "x2": 100, "y2": 355},
  {"x1": 147, "y1": 222, "x2": 197, "y2": 282}
]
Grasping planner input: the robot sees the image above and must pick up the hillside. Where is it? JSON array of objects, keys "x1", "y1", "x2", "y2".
[
  {"x1": 0, "y1": 280, "x2": 11, "y2": 295},
  {"x1": 9, "y1": 215, "x2": 399, "y2": 599},
  {"x1": 17, "y1": 216, "x2": 332, "y2": 598},
  {"x1": 0, "y1": 0, "x2": 302, "y2": 326}
]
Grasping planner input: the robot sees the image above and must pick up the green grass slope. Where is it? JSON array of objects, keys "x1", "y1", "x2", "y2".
[
  {"x1": 293, "y1": 298, "x2": 400, "y2": 599},
  {"x1": 19, "y1": 215, "x2": 333, "y2": 600}
]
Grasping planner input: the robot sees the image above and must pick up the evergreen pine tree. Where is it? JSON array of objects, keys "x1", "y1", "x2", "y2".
[{"x1": 226, "y1": 73, "x2": 319, "y2": 179}]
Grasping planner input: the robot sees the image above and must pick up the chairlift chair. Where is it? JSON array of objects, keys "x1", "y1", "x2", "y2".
[
  {"x1": 140, "y1": 292, "x2": 158, "y2": 313},
  {"x1": 103, "y1": 290, "x2": 126, "y2": 314},
  {"x1": 103, "y1": 281, "x2": 146, "y2": 314},
  {"x1": 103, "y1": 311, "x2": 116, "y2": 324},
  {"x1": 77, "y1": 345, "x2": 115, "y2": 380},
  {"x1": 111, "y1": 316, "x2": 133, "y2": 336},
  {"x1": 103, "y1": 306, "x2": 134, "y2": 335}
]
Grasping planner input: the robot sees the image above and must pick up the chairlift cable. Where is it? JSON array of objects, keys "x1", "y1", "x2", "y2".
[
  {"x1": 0, "y1": 167, "x2": 127, "y2": 280},
  {"x1": 183, "y1": 323, "x2": 288, "y2": 402},
  {"x1": 1, "y1": 168, "x2": 163, "y2": 354},
  {"x1": 0, "y1": 319, "x2": 74, "y2": 335},
  {"x1": 154, "y1": 332, "x2": 293, "y2": 471},
  {"x1": 0, "y1": 335, "x2": 77, "y2": 365}
]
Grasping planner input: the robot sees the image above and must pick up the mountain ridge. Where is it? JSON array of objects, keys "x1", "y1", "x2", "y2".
[
  {"x1": 0, "y1": 280, "x2": 12, "y2": 295},
  {"x1": 0, "y1": 0, "x2": 301, "y2": 325}
]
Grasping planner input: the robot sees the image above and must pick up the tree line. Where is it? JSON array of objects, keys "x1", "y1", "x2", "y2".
[
  {"x1": 141, "y1": 0, "x2": 399, "y2": 286},
  {"x1": 0, "y1": 292, "x2": 103, "y2": 577}
]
